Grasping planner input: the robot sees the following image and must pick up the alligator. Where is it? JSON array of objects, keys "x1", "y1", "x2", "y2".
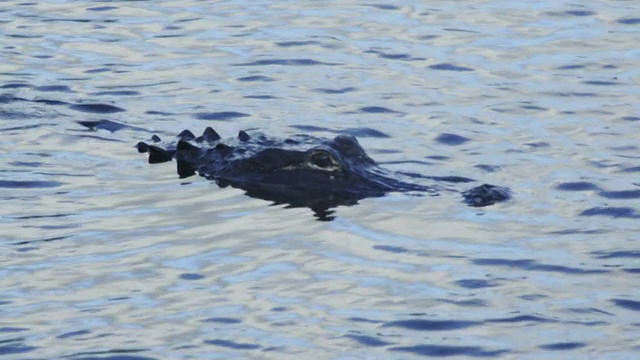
[{"x1": 122, "y1": 125, "x2": 510, "y2": 220}]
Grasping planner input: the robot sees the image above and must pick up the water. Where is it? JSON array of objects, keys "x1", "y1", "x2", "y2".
[{"x1": 1, "y1": 0, "x2": 639, "y2": 358}]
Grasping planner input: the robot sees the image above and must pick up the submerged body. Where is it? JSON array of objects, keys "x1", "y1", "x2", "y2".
[{"x1": 133, "y1": 126, "x2": 510, "y2": 219}]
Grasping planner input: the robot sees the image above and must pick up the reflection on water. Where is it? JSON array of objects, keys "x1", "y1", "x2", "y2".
[{"x1": 1, "y1": 0, "x2": 639, "y2": 358}]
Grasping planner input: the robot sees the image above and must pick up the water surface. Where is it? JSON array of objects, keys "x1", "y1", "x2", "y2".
[{"x1": 1, "y1": 0, "x2": 639, "y2": 358}]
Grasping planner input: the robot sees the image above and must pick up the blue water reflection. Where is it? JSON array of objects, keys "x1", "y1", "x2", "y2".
[{"x1": 1, "y1": 0, "x2": 639, "y2": 358}]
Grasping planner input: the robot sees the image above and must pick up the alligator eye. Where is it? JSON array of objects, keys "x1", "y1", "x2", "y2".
[{"x1": 308, "y1": 150, "x2": 340, "y2": 171}]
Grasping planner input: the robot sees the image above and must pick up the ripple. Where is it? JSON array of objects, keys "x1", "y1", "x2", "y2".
[
  {"x1": 344, "y1": 334, "x2": 393, "y2": 347},
  {"x1": 33, "y1": 98, "x2": 69, "y2": 106},
  {"x1": 390, "y1": 344, "x2": 508, "y2": 357},
  {"x1": 0, "y1": 180, "x2": 63, "y2": 188},
  {"x1": 591, "y1": 250, "x2": 640, "y2": 259},
  {"x1": 429, "y1": 63, "x2": 474, "y2": 72},
  {"x1": 566, "y1": 307, "x2": 613, "y2": 316},
  {"x1": 579, "y1": 207, "x2": 640, "y2": 219},
  {"x1": 202, "y1": 317, "x2": 242, "y2": 324},
  {"x1": 474, "y1": 164, "x2": 501, "y2": 172},
  {"x1": 35, "y1": 85, "x2": 73, "y2": 92},
  {"x1": 244, "y1": 95, "x2": 277, "y2": 99},
  {"x1": 378, "y1": 53, "x2": 413, "y2": 60},
  {"x1": 275, "y1": 40, "x2": 320, "y2": 47},
  {"x1": 564, "y1": 10, "x2": 596, "y2": 17},
  {"x1": 582, "y1": 80, "x2": 620, "y2": 86},
  {"x1": 236, "y1": 75, "x2": 274, "y2": 82},
  {"x1": 41, "y1": 17, "x2": 114, "y2": 24},
  {"x1": 289, "y1": 125, "x2": 329, "y2": 132},
  {"x1": 204, "y1": 339, "x2": 261, "y2": 350},
  {"x1": 347, "y1": 317, "x2": 383, "y2": 324},
  {"x1": 365, "y1": 49, "x2": 421, "y2": 61},
  {"x1": 539, "y1": 342, "x2": 587, "y2": 350},
  {"x1": 440, "y1": 299, "x2": 487, "y2": 307},
  {"x1": 610, "y1": 299, "x2": 640, "y2": 311},
  {"x1": 288, "y1": 125, "x2": 389, "y2": 138},
  {"x1": 1, "y1": 123, "x2": 55, "y2": 132},
  {"x1": 85, "y1": 67, "x2": 112, "y2": 74},
  {"x1": 555, "y1": 181, "x2": 602, "y2": 191},
  {"x1": 521, "y1": 105, "x2": 549, "y2": 111},
  {"x1": 235, "y1": 59, "x2": 340, "y2": 66},
  {"x1": 1, "y1": 95, "x2": 27, "y2": 104},
  {"x1": 358, "y1": 106, "x2": 400, "y2": 114},
  {"x1": 434, "y1": 133, "x2": 471, "y2": 145},
  {"x1": 549, "y1": 228, "x2": 606, "y2": 235},
  {"x1": 0, "y1": 83, "x2": 32, "y2": 89},
  {"x1": 313, "y1": 87, "x2": 358, "y2": 94},
  {"x1": 424, "y1": 175, "x2": 475, "y2": 183},
  {"x1": 77, "y1": 119, "x2": 147, "y2": 133},
  {"x1": 382, "y1": 319, "x2": 479, "y2": 331},
  {"x1": 0, "y1": 327, "x2": 28, "y2": 333},
  {"x1": 485, "y1": 315, "x2": 556, "y2": 323},
  {"x1": 618, "y1": 18, "x2": 640, "y2": 25},
  {"x1": 373, "y1": 245, "x2": 409, "y2": 253},
  {"x1": 598, "y1": 190, "x2": 640, "y2": 199},
  {"x1": 87, "y1": 6, "x2": 118, "y2": 11},
  {"x1": 0, "y1": 342, "x2": 38, "y2": 356},
  {"x1": 69, "y1": 103, "x2": 126, "y2": 114},
  {"x1": 91, "y1": 90, "x2": 140, "y2": 96},
  {"x1": 524, "y1": 141, "x2": 550, "y2": 148},
  {"x1": 54, "y1": 349, "x2": 154, "y2": 360},
  {"x1": 472, "y1": 258, "x2": 610, "y2": 274},
  {"x1": 455, "y1": 279, "x2": 499, "y2": 289},
  {"x1": 11, "y1": 235, "x2": 70, "y2": 246},
  {"x1": 57, "y1": 330, "x2": 92, "y2": 339},
  {"x1": 194, "y1": 111, "x2": 250, "y2": 121},
  {"x1": 343, "y1": 127, "x2": 390, "y2": 138},
  {"x1": 7, "y1": 33, "x2": 44, "y2": 39},
  {"x1": 11, "y1": 213, "x2": 73, "y2": 220},
  {"x1": 179, "y1": 273, "x2": 205, "y2": 280},
  {"x1": 549, "y1": 91, "x2": 598, "y2": 97},
  {"x1": 145, "y1": 110, "x2": 175, "y2": 116},
  {"x1": 366, "y1": 4, "x2": 400, "y2": 10}
]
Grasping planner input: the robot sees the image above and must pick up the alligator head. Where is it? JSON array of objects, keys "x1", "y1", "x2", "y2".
[{"x1": 134, "y1": 127, "x2": 510, "y2": 220}]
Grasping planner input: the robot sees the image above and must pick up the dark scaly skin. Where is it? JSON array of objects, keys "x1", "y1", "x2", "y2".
[{"x1": 133, "y1": 127, "x2": 510, "y2": 220}]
